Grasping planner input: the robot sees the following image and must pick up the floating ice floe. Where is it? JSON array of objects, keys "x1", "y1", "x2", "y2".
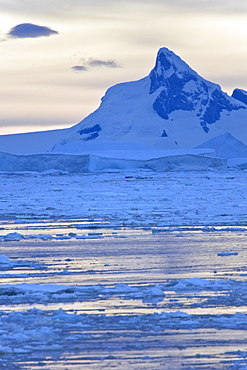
[
  {"x1": 75, "y1": 234, "x2": 104, "y2": 239},
  {"x1": 0, "y1": 282, "x2": 166, "y2": 306},
  {"x1": 0, "y1": 254, "x2": 13, "y2": 266},
  {"x1": 217, "y1": 251, "x2": 238, "y2": 257},
  {"x1": 0, "y1": 231, "x2": 107, "y2": 242},
  {"x1": 27, "y1": 234, "x2": 53, "y2": 240},
  {"x1": 0, "y1": 307, "x2": 247, "y2": 356},
  {"x1": 2, "y1": 278, "x2": 247, "y2": 307},
  {"x1": 0, "y1": 255, "x2": 47, "y2": 272},
  {"x1": 4, "y1": 232, "x2": 23, "y2": 241}
]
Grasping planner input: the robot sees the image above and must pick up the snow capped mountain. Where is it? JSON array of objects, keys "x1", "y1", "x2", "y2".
[
  {"x1": 52, "y1": 47, "x2": 247, "y2": 153},
  {"x1": 0, "y1": 47, "x2": 247, "y2": 156}
]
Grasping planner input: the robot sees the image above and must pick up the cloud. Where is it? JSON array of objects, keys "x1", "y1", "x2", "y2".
[
  {"x1": 1, "y1": 0, "x2": 247, "y2": 17},
  {"x1": 7, "y1": 23, "x2": 58, "y2": 39},
  {"x1": 130, "y1": 0, "x2": 247, "y2": 13},
  {"x1": 71, "y1": 65, "x2": 88, "y2": 72},
  {"x1": 88, "y1": 58, "x2": 121, "y2": 68},
  {"x1": 72, "y1": 58, "x2": 121, "y2": 73}
]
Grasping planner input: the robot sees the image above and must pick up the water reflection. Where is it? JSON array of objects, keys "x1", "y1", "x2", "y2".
[{"x1": 0, "y1": 221, "x2": 247, "y2": 369}]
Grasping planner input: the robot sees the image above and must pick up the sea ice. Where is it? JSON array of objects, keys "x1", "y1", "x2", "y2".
[
  {"x1": 4, "y1": 232, "x2": 23, "y2": 241},
  {"x1": 0, "y1": 254, "x2": 12, "y2": 266},
  {"x1": 217, "y1": 251, "x2": 238, "y2": 256}
]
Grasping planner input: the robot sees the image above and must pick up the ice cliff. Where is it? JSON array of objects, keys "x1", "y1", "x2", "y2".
[{"x1": 0, "y1": 151, "x2": 226, "y2": 174}]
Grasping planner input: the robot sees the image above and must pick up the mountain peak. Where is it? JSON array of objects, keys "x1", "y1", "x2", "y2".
[
  {"x1": 154, "y1": 47, "x2": 194, "y2": 77},
  {"x1": 149, "y1": 48, "x2": 245, "y2": 132},
  {"x1": 150, "y1": 47, "x2": 201, "y2": 93}
]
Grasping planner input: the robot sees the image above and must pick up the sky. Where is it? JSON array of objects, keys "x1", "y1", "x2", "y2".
[{"x1": 1, "y1": 0, "x2": 247, "y2": 135}]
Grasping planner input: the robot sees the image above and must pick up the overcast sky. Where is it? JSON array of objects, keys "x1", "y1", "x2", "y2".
[{"x1": 1, "y1": 0, "x2": 247, "y2": 135}]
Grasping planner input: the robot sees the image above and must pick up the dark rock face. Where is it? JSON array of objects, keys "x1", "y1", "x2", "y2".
[
  {"x1": 152, "y1": 73, "x2": 196, "y2": 120},
  {"x1": 232, "y1": 89, "x2": 247, "y2": 105},
  {"x1": 150, "y1": 49, "x2": 245, "y2": 133},
  {"x1": 202, "y1": 89, "x2": 241, "y2": 127},
  {"x1": 78, "y1": 124, "x2": 101, "y2": 141},
  {"x1": 161, "y1": 129, "x2": 168, "y2": 137}
]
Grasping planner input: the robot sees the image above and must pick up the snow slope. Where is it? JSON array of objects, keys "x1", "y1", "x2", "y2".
[
  {"x1": 0, "y1": 47, "x2": 247, "y2": 156},
  {"x1": 0, "y1": 128, "x2": 68, "y2": 155},
  {"x1": 196, "y1": 132, "x2": 247, "y2": 159}
]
